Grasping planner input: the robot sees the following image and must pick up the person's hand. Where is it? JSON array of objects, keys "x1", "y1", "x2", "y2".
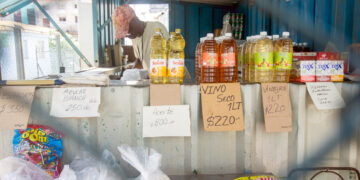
[{"x1": 133, "y1": 58, "x2": 143, "y2": 69}]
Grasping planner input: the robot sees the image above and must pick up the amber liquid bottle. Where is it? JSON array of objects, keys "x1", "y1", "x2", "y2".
[
  {"x1": 201, "y1": 33, "x2": 219, "y2": 83},
  {"x1": 220, "y1": 33, "x2": 238, "y2": 82}
]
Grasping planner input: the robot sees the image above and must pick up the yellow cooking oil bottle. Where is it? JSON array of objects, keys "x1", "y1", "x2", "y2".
[
  {"x1": 167, "y1": 32, "x2": 175, "y2": 59},
  {"x1": 253, "y1": 31, "x2": 274, "y2": 82},
  {"x1": 273, "y1": 32, "x2": 293, "y2": 82},
  {"x1": 248, "y1": 35, "x2": 259, "y2": 82},
  {"x1": 150, "y1": 28, "x2": 167, "y2": 84},
  {"x1": 168, "y1": 29, "x2": 185, "y2": 84}
]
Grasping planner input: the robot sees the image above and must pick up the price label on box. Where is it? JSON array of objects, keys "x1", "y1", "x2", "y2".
[{"x1": 200, "y1": 83, "x2": 244, "y2": 132}]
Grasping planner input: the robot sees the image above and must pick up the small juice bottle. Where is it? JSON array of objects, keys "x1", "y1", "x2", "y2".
[
  {"x1": 150, "y1": 28, "x2": 167, "y2": 84},
  {"x1": 254, "y1": 31, "x2": 274, "y2": 82},
  {"x1": 274, "y1": 31, "x2": 293, "y2": 82},
  {"x1": 201, "y1": 33, "x2": 219, "y2": 83},
  {"x1": 168, "y1": 29, "x2": 185, "y2": 84},
  {"x1": 220, "y1": 33, "x2": 238, "y2": 82}
]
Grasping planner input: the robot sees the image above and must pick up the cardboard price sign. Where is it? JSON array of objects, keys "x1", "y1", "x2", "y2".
[
  {"x1": 261, "y1": 83, "x2": 292, "y2": 132},
  {"x1": 200, "y1": 83, "x2": 244, "y2": 132},
  {"x1": 0, "y1": 86, "x2": 35, "y2": 129}
]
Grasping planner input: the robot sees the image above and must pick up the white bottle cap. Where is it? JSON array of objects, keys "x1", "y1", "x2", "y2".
[
  {"x1": 304, "y1": 42, "x2": 308, "y2": 46},
  {"x1": 246, "y1": 36, "x2": 250, "y2": 41},
  {"x1": 260, "y1": 31, "x2": 267, "y2": 36},
  {"x1": 273, "y1": 35, "x2": 279, "y2": 39},
  {"x1": 282, "y1": 31, "x2": 290, "y2": 37},
  {"x1": 207, "y1": 33, "x2": 214, "y2": 38},
  {"x1": 225, "y1": 32, "x2": 232, "y2": 37},
  {"x1": 267, "y1": 36, "x2": 272, "y2": 39}
]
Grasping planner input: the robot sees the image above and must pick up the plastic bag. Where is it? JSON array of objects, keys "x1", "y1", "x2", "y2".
[
  {"x1": 0, "y1": 157, "x2": 52, "y2": 180},
  {"x1": 13, "y1": 124, "x2": 64, "y2": 178},
  {"x1": 118, "y1": 145, "x2": 169, "y2": 180},
  {"x1": 57, "y1": 150, "x2": 121, "y2": 180}
]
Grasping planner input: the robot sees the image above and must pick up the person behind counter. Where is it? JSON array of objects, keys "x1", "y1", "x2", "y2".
[{"x1": 112, "y1": 4, "x2": 190, "y2": 80}]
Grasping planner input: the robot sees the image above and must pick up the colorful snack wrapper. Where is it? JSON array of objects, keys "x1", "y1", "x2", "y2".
[{"x1": 13, "y1": 124, "x2": 64, "y2": 178}]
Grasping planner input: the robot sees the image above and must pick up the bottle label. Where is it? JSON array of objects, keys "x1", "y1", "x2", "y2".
[
  {"x1": 168, "y1": 58, "x2": 184, "y2": 77},
  {"x1": 220, "y1": 53, "x2": 236, "y2": 67},
  {"x1": 274, "y1": 52, "x2": 292, "y2": 69},
  {"x1": 150, "y1": 59, "x2": 167, "y2": 77},
  {"x1": 202, "y1": 52, "x2": 219, "y2": 67},
  {"x1": 254, "y1": 52, "x2": 273, "y2": 70}
]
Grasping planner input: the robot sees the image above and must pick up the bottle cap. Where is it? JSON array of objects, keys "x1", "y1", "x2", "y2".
[
  {"x1": 282, "y1": 31, "x2": 290, "y2": 37},
  {"x1": 304, "y1": 42, "x2": 308, "y2": 46},
  {"x1": 267, "y1": 36, "x2": 272, "y2": 39},
  {"x1": 155, "y1": 28, "x2": 161, "y2": 32},
  {"x1": 225, "y1": 32, "x2": 232, "y2": 37},
  {"x1": 273, "y1": 35, "x2": 279, "y2": 39},
  {"x1": 175, "y1": 29, "x2": 181, "y2": 33},
  {"x1": 260, "y1": 31, "x2": 267, "y2": 36},
  {"x1": 246, "y1": 36, "x2": 250, "y2": 41},
  {"x1": 207, "y1": 33, "x2": 214, "y2": 38}
]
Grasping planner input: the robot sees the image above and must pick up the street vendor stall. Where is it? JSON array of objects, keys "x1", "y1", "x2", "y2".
[{"x1": 0, "y1": 82, "x2": 358, "y2": 178}]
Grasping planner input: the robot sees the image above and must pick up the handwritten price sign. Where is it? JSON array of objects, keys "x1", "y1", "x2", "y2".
[
  {"x1": 200, "y1": 83, "x2": 244, "y2": 132},
  {"x1": 0, "y1": 86, "x2": 35, "y2": 129},
  {"x1": 261, "y1": 83, "x2": 292, "y2": 132},
  {"x1": 50, "y1": 87, "x2": 101, "y2": 118},
  {"x1": 143, "y1": 105, "x2": 191, "y2": 137},
  {"x1": 306, "y1": 82, "x2": 345, "y2": 110}
]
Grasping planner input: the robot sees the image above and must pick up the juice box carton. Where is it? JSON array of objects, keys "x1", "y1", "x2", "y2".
[
  {"x1": 330, "y1": 53, "x2": 344, "y2": 82},
  {"x1": 316, "y1": 52, "x2": 335, "y2": 82},
  {"x1": 290, "y1": 52, "x2": 316, "y2": 82}
]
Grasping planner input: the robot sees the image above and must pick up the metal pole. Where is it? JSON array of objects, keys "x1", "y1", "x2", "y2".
[
  {"x1": 55, "y1": 35, "x2": 62, "y2": 71},
  {"x1": 32, "y1": 0, "x2": 93, "y2": 67},
  {"x1": 13, "y1": 25, "x2": 25, "y2": 80}
]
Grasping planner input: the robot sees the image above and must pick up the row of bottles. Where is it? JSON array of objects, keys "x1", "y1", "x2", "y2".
[
  {"x1": 195, "y1": 33, "x2": 238, "y2": 83},
  {"x1": 293, "y1": 42, "x2": 311, "y2": 52},
  {"x1": 150, "y1": 28, "x2": 185, "y2": 84},
  {"x1": 240, "y1": 31, "x2": 293, "y2": 82}
]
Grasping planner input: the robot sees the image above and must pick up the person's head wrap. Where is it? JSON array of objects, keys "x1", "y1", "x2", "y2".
[{"x1": 112, "y1": 4, "x2": 136, "y2": 39}]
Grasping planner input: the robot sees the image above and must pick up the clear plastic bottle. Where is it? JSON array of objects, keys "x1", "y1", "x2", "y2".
[
  {"x1": 195, "y1": 38, "x2": 203, "y2": 83},
  {"x1": 201, "y1": 33, "x2": 219, "y2": 83},
  {"x1": 248, "y1": 35, "x2": 259, "y2": 82},
  {"x1": 220, "y1": 33, "x2": 238, "y2": 82},
  {"x1": 167, "y1": 32, "x2": 175, "y2": 59},
  {"x1": 150, "y1": 28, "x2": 167, "y2": 84},
  {"x1": 253, "y1": 31, "x2": 274, "y2": 82},
  {"x1": 273, "y1": 31, "x2": 293, "y2": 82},
  {"x1": 168, "y1": 29, "x2": 185, "y2": 84},
  {"x1": 241, "y1": 36, "x2": 250, "y2": 82}
]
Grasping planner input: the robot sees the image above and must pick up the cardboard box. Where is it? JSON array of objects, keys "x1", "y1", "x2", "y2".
[
  {"x1": 316, "y1": 52, "x2": 336, "y2": 82},
  {"x1": 290, "y1": 52, "x2": 316, "y2": 82}
]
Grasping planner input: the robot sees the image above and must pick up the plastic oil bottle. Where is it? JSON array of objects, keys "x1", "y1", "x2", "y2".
[
  {"x1": 241, "y1": 36, "x2": 249, "y2": 82},
  {"x1": 248, "y1": 35, "x2": 259, "y2": 82},
  {"x1": 150, "y1": 28, "x2": 167, "y2": 84},
  {"x1": 273, "y1": 31, "x2": 293, "y2": 82},
  {"x1": 201, "y1": 33, "x2": 219, "y2": 83},
  {"x1": 167, "y1": 32, "x2": 175, "y2": 59},
  {"x1": 220, "y1": 33, "x2": 238, "y2": 82},
  {"x1": 253, "y1": 31, "x2": 274, "y2": 82},
  {"x1": 168, "y1": 29, "x2": 185, "y2": 84}
]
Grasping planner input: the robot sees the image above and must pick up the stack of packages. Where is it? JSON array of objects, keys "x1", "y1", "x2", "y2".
[{"x1": 290, "y1": 52, "x2": 347, "y2": 82}]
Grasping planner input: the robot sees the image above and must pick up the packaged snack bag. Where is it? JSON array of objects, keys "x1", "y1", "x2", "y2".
[{"x1": 13, "y1": 124, "x2": 64, "y2": 178}]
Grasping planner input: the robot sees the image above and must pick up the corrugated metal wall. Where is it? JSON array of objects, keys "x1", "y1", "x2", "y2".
[{"x1": 238, "y1": 0, "x2": 360, "y2": 51}]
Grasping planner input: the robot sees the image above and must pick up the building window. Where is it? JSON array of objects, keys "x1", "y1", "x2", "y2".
[
  {"x1": 43, "y1": 18, "x2": 50, "y2": 27},
  {"x1": 75, "y1": 16, "x2": 78, "y2": 23},
  {"x1": 14, "y1": 11, "x2": 22, "y2": 23},
  {"x1": 59, "y1": 17, "x2": 66, "y2": 22},
  {"x1": 27, "y1": 8, "x2": 36, "y2": 25}
]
